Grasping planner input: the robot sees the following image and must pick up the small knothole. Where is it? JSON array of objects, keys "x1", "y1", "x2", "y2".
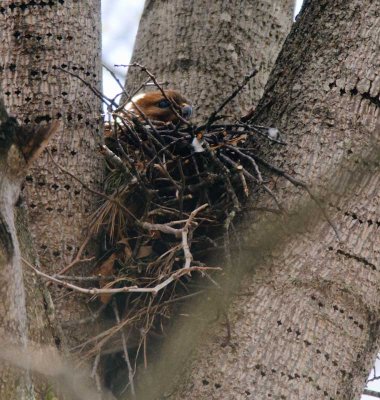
[
  {"x1": 45, "y1": 100, "x2": 52, "y2": 105},
  {"x1": 52, "y1": 250, "x2": 61, "y2": 257},
  {"x1": 30, "y1": 203, "x2": 37, "y2": 209},
  {"x1": 202, "y1": 379, "x2": 209, "y2": 386},
  {"x1": 40, "y1": 244, "x2": 48, "y2": 250},
  {"x1": 64, "y1": 184, "x2": 71, "y2": 190},
  {"x1": 54, "y1": 336, "x2": 61, "y2": 348},
  {"x1": 46, "y1": 206, "x2": 53, "y2": 212},
  {"x1": 25, "y1": 175, "x2": 33, "y2": 182},
  {"x1": 70, "y1": 150, "x2": 77, "y2": 156},
  {"x1": 214, "y1": 383, "x2": 221, "y2": 389},
  {"x1": 51, "y1": 146, "x2": 58, "y2": 153},
  {"x1": 51, "y1": 183, "x2": 59, "y2": 190}
]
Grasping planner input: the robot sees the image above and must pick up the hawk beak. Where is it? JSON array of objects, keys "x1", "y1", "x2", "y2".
[{"x1": 181, "y1": 104, "x2": 193, "y2": 120}]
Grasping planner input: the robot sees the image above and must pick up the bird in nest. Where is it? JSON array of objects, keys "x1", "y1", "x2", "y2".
[{"x1": 123, "y1": 89, "x2": 193, "y2": 125}]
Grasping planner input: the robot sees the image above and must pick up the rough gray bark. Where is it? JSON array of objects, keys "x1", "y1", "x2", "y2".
[
  {"x1": 0, "y1": 0, "x2": 103, "y2": 342},
  {"x1": 0, "y1": 95, "x2": 58, "y2": 399},
  {"x1": 139, "y1": 0, "x2": 379, "y2": 399},
  {"x1": 126, "y1": 0, "x2": 294, "y2": 121}
]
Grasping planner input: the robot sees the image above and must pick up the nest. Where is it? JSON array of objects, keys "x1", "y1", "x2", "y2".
[{"x1": 78, "y1": 67, "x2": 292, "y2": 371}]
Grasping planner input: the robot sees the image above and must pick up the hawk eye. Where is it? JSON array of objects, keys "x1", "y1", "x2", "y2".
[{"x1": 157, "y1": 99, "x2": 171, "y2": 108}]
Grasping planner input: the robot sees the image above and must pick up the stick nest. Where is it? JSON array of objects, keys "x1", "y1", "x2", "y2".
[{"x1": 85, "y1": 69, "x2": 286, "y2": 365}]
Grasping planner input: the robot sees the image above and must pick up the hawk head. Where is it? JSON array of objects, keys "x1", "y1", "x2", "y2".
[{"x1": 124, "y1": 90, "x2": 193, "y2": 124}]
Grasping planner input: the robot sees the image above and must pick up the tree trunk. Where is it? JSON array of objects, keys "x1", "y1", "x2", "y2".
[
  {"x1": 136, "y1": 0, "x2": 380, "y2": 399},
  {"x1": 0, "y1": 0, "x2": 103, "y2": 343},
  {"x1": 0, "y1": 93, "x2": 58, "y2": 398},
  {"x1": 126, "y1": 0, "x2": 294, "y2": 121}
]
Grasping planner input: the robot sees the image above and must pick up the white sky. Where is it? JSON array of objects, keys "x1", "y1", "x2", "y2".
[{"x1": 100, "y1": 2, "x2": 379, "y2": 396}]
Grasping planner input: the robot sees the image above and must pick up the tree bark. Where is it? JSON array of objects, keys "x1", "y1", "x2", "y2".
[
  {"x1": 138, "y1": 0, "x2": 379, "y2": 399},
  {"x1": 0, "y1": 0, "x2": 103, "y2": 343},
  {"x1": 125, "y1": 0, "x2": 294, "y2": 121},
  {"x1": 0, "y1": 93, "x2": 58, "y2": 398}
]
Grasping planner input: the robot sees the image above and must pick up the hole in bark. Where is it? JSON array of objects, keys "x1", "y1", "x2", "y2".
[
  {"x1": 51, "y1": 183, "x2": 59, "y2": 190},
  {"x1": 202, "y1": 379, "x2": 209, "y2": 385},
  {"x1": 8, "y1": 63, "x2": 16, "y2": 71},
  {"x1": 40, "y1": 244, "x2": 47, "y2": 250},
  {"x1": 54, "y1": 336, "x2": 61, "y2": 348},
  {"x1": 64, "y1": 184, "x2": 71, "y2": 190},
  {"x1": 70, "y1": 150, "x2": 77, "y2": 156},
  {"x1": 26, "y1": 175, "x2": 33, "y2": 182},
  {"x1": 53, "y1": 250, "x2": 61, "y2": 257},
  {"x1": 214, "y1": 383, "x2": 221, "y2": 389},
  {"x1": 46, "y1": 207, "x2": 53, "y2": 211}
]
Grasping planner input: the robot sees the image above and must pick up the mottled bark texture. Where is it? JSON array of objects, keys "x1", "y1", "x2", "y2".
[
  {"x1": 0, "y1": 95, "x2": 58, "y2": 398},
  {"x1": 0, "y1": 0, "x2": 103, "y2": 339},
  {"x1": 160, "y1": 1, "x2": 379, "y2": 399},
  {"x1": 125, "y1": 0, "x2": 294, "y2": 121}
]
